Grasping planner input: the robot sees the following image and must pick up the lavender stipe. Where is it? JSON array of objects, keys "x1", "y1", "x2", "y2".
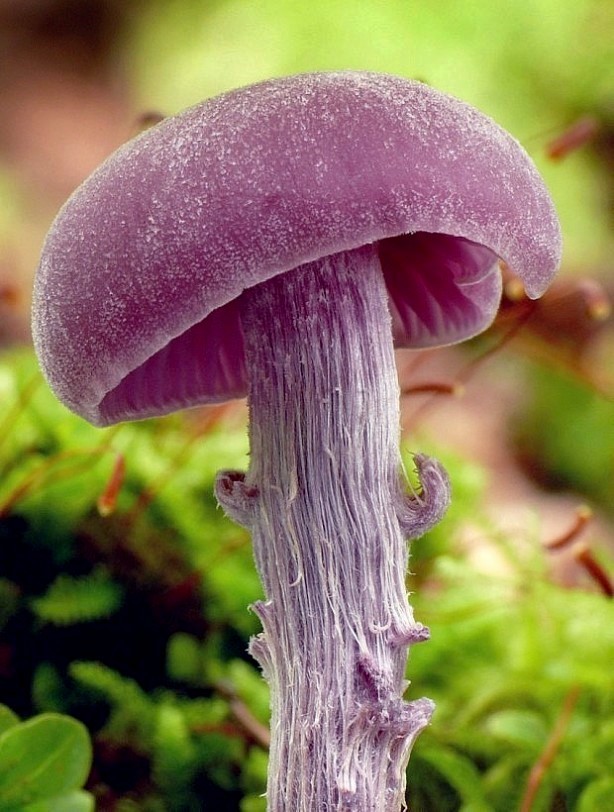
[{"x1": 216, "y1": 245, "x2": 448, "y2": 809}]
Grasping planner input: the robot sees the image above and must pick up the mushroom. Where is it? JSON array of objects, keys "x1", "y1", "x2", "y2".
[{"x1": 32, "y1": 72, "x2": 561, "y2": 810}]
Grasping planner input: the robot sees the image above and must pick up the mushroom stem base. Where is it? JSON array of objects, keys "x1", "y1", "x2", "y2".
[{"x1": 218, "y1": 245, "x2": 436, "y2": 811}]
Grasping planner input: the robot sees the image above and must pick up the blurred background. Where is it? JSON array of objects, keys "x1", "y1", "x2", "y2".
[{"x1": 0, "y1": 1, "x2": 612, "y2": 810}]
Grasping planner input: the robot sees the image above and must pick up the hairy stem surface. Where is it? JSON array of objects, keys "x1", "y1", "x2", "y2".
[{"x1": 216, "y1": 244, "x2": 445, "y2": 811}]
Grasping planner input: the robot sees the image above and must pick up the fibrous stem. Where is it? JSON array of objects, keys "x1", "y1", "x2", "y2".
[{"x1": 216, "y1": 243, "x2": 449, "y2": 811}]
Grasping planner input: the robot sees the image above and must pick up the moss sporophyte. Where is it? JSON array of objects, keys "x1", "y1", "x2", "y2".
[{"x1": 32, "y1": 72, "x2": 561, "y2": 810}]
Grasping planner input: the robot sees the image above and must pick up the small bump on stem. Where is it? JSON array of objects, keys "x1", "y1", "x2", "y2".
[
  {"x1": 388, "y1": 621, "x2": 431, "y2": 647},
  {"x1": 215, "y1": 469, "x2": 260, "y2": 528},
  {"x1": 396, "y1": 454, "x2": 451, "y2": 539}
]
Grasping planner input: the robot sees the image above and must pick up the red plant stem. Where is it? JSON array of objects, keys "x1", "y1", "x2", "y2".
[
  {"x1": 0, "y1": 444, "x2": 115, "y2": 518},
  {"x1": 519, "y1": 685, "x2": 581, "y2": 812},
  {"x1": 574, "y1": 544, "x2": 613, "y2": 598},
  {"x1": 404, "y1": 303, "x2": 536, "y2": 429},
  {"x1": 97, "y1": 453, "x2": 126, "y2": 516},
  {"x1": 544, "y1": 505, "x2": 593, "y2": 551},
  {"x1": 214, "y1": 681, "x2": 271, "y2": 749},
  {"x1": 216, "y1": 246, "x2": 447, "y2": 811},
  {"x1": 545, "y1": 116, "x2": 599, "y2": 161},
  {"x1": 126, "y1": 407, "x2": 230, "y2": 524},
  {"x1": 402, "y1": 381, "x2": 464, "y2": 397}
]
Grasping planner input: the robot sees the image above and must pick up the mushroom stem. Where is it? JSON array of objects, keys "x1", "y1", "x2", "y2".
[{"x1": 216, "y1": 244, "x2": 446, "y2": 810}]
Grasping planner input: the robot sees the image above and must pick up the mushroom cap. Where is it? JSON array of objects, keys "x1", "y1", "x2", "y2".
[{"x1": 32, "y1": 71, "x2": 561, "y2": 427}]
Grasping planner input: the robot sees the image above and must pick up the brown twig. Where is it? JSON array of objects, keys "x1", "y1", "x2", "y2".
[
  {"x1": 0, "y1": 433, "x2": 120, "y2": 518},
  {"x1": 543, "y1": 508, "x2": 612, "y2": 598},
  {"x1": 573, "y1": 543, "x2": 613, "y2": 598},
  {"x1": 519, "y1": 685, "x2": 581, "y2": 812},
  {"x1": 126, "y1": 405, "x2": 234, "y2": 525},
  {"x1": 404, "y1": 302, "x2": 536, "y2": 429},
  {"x1": 545, "y1": 116, "x2": 600, "y2": 161},
  {"x1": 544, "y1": 505, "x2": 593, "y2": 551},
  {"x1": 402, "y1": 381, "x2": 464, "y2": 397},
  {"x1": 97, "y1": 452, "x2": 126, "y2": 516},
  {"x1": 214, "y1": 681, "x2": 271, "y2": 749}
]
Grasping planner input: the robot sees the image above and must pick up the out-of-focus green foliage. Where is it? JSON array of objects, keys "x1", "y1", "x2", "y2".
[
  {"x1": 516, "y1": 364, "x2": 614, "y2": 512},
  {"x1": 408, "y1": 555, "x2": 614, "y2": 811},
  {"x1": 30, "y1": 569, "x2": 124, "y2": 626},
  {"x1": 1, "y1": 351, "x2": 612, "y2": 809},
  {"x1": 0, "y1": 351, "x2": 259, "y2": 808}
]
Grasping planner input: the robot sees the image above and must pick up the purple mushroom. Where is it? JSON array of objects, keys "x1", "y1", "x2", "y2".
[{"x1": 32, "y1": 72, "x2": 561, "y2": 810}]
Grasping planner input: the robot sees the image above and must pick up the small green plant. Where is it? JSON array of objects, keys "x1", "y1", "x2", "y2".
[
  {"x1": 0, "y1": 705, "x2": 93, "y2": 811},
  {"x1": 407, "y1": 550, "x2": 614, "y2": 811},
  {"x1": 30, "y1": 569, "x2": 124, "y2": 626}
]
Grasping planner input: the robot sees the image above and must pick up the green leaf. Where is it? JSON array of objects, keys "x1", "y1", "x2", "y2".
[
  {"x1": 32, "y1": 663, "x2": 67, "y2": 714},
  {"x1": 418, "y1": 745, "x2": 490, "y2": 811},
  {"x1": 152, "y1": 702, "x2": 197, "y2": 793},
  {"x1": 69, "y1": 661, "x2": 154, "y2": 745},
  {"x1": 166, "y1": 632, "x2": 203, "y2": 684},
  {"x1": 0, "y1": 714, "x2": 92, "y2": 808},
  {"x1": 240, "y1": 795, "x2": 267, "y2": 812},
  {"x1": 485, "y1": 709, "x2": 547, "y2": 751},
  {"x1": 0, "y1": 707, "x2": 19, "y2": 738},
  {"x1": 226, "y1": 659, "x2": 270, "y2": 725},
  {"x1": 576, "y1": 777, "x2": 614, "y2": 812},
  {"x1": 241, "y1": 747, "x2": 268, "y2": 802},
  {"x1": 19, "y1": 790, "x2": 95, "y2": 812},
  {"x1": 30, "y1": 568, "x2": 123, "y2": 626}
]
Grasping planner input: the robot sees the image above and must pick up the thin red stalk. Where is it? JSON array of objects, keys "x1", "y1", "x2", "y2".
[
  {"x1": 404, "y1": 302, "x2": 536, "y2": 429},
  {"x1": 545, "y1": 116, "x2": 600, "y2": 161},
  {"x1": 126, "y1": 405, "x2": 231, "y2": 525},
  {"x1": 0, "y1": 437, "x2": 119, "y2": 517},
  {"x1": 215, "y1": 681, "x2": 271, "y2": 749},
  {"x1": 402, "y1": 381, "x2": 464, "y2": 397},
  {"x1": 97, "y1": 453, "x2": 126, "y2": 516},
  {"x1": 454, "y1": 304, "x2": 537, "y2": 385},
  {"x1": 573, "y1": 544, "x2": 613, "y2": 598},
  {"x1": 519, "y1": 685, "x2": 581, "y2": 812},
  {"x1": 544, "y1": 505, "x2": 593, "y2": 551}
]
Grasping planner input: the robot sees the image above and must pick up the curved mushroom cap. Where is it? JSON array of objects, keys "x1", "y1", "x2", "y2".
[{"x1": 32, "y1": 71, "x2": 561, "y2": 427}]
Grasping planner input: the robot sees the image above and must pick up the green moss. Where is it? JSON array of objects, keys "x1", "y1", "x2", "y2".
[{"x1": 1, "y1": 341, "x2": 612, "y2": 808}]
